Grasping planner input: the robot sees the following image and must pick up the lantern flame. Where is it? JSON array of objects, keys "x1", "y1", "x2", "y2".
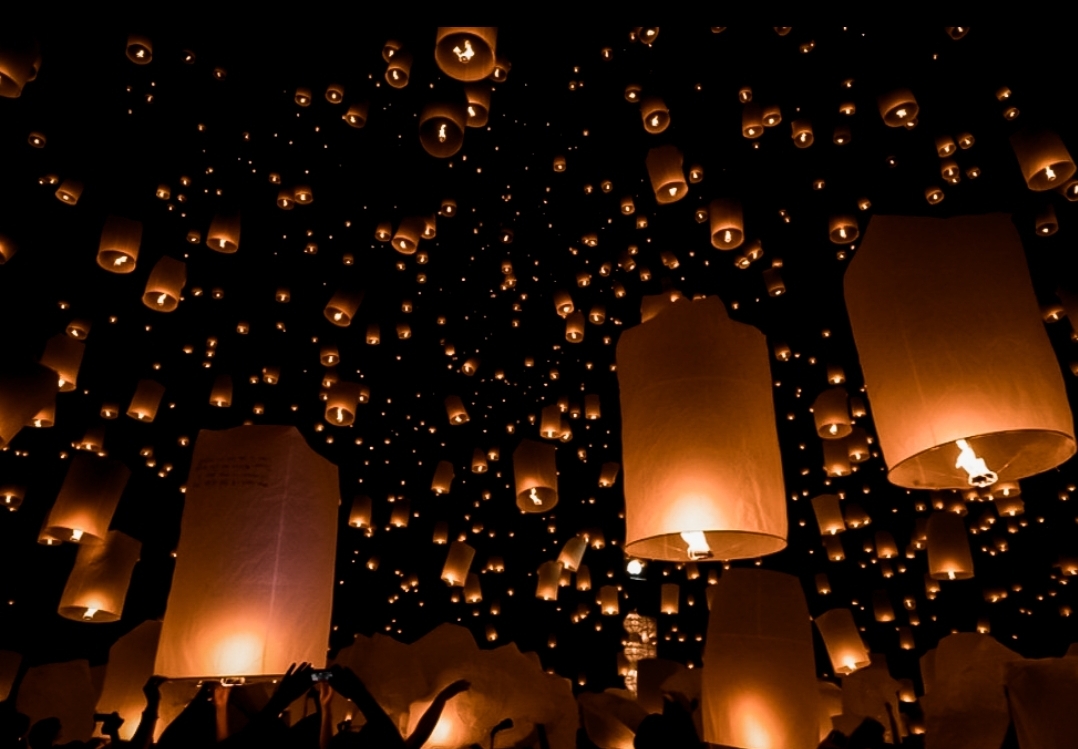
[
  {"x1": 453, "y1": 39, "x2": 475, "y2": 63},
  {"x1": 1045, "y1": 165, "x2": 1057, "y2": 181},
  {"x1": 895, "y1": 108, "x2": 907, "y2": 118},
  {"x1": 467, "y1": 106, "x2": 476, "y2": 117},
  {"x1": 70, "y1": 528, "x2": 84, "y2": 542},
  {"x1": 437, "y1": 123, "x2": 447, "y2": 143},
  {"x1": 156, "y1": 293, "x2": 168, "y2": 306},
  {"x1": 650, "y1": 115, "x2": 660, "y2": 128},
  {"x1": 114, "y1": 255, "x2": 128, "y2": 266},
  {"x1": 681, "y1": 531, "x2": 713, "y2": 560},
  {"x1": 529, "y1": 488, "x2": 542, "y2": 506},
  {"x1": 83, "y1": 607, "x2": 98, "y2": 620},
  {"x1": 955, "y1": 438, "x2": 998, "y2": 487}
]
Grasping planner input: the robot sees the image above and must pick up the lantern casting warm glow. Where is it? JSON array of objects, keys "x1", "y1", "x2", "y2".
[{"x1": 58, "y1": 530, "x2": 141, "y2": 622}]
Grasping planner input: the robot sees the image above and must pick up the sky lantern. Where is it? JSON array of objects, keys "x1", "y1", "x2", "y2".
[
  {"x1": 126, "y1": 379, "x2": 165, "y2": 422},
  {"x1": 42, "y1": 455, "x2": 129, "y2": 545},
  {"x1": 435, "y1": 27, "x2": 497, "y2": 81},
  {"x1": 513, "y1": 438, "x2": 558, "y2": 513},
  {"x1": 141, "y1": 256, "x2": 185, "y2": 312},
  {"x1": 0, "y1": 361, "x2": 55, "y2": 448},
  {"x1": 845, "y1": 214, "x2": 1075, "y2": 489},
  {"x1": 419, "y1": 103, "x2": 466, "y2": 158},
  {"x1": 709, "y1": 199, "x2": 744, "y2": 250},
  {"x1": 1010, "y1": 128, "x2": 1076, "y2": 190},
  {"x1": 155, "y1": 425, "x2": 338, "y2": 680},
  {"x1": 39, "y1": 333, "x2": 84, "y2": 392},
  {"x1": 702, "y1": 569, "x2": 820, "y2": 749},
  {"x1": 927, "y1": 512, "x2": 974, "y2": 580},
  {"x1": 206, "y1": 212, "x2": 240, "y2": 253},
  {"x1": 645, "y1": 145, "x2": 688, "y2": 204},
  {"x1": 97, "y1": 216, "x2": 142, "y2": 272},
  {"x1": 58, "y1": 530, "x2": 141, "y2": 622},
  {"x1": 617, "y1": 295, "x2": 786, "y2": 562},
  {"x1": 441, "y1": 540, "x2": 475, "y2": 586},
  {"x1": 814, "y1": 608, "x2": 871, "y2": 675}
]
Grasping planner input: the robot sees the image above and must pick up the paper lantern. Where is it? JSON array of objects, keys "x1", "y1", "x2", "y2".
[
  {"x1": 565, "y1": 311, "x2": 585, "y2": 342},
  {"x1": 845, "y1": 214, "x2": 1075, "y2": 488},
  {"x1": 598, "y1": 461, "x2": 620, "y2": 488},
  {"x1": 874, "y1": 531, "x2": 899, "y2": 559},
  {"x1": 1010, "y1": 129, "x2": 1076, "y2": 191},
  {"x1": 324, "y1": 287, "x2": 363, "y2": 326},
  {"x1": 435, "y1": 27, "x2": 497, "y2": 81},
  {"x1": 392, "y1": 216, "x2": 425, "y2": 254},
  {"x1": 709, "y1": 199, "x2": 744, "y2": 250},
  {"x1": 348, "y1": 495, "x2": 372, "y2": 529},
  {"x1": 127, "y1": 379, "x2": 165, "y2": 422},
  {"x1": 846, "y1": 427, "x2": 871, "y2": 462},
  {"x1": 829, "y1": 215, "x2": 859, "y2": 244},
  {"x1": 58, "y1": 530, "x2": 141, "y2": 622},
  {"x1": 206, "y1": 212, "x2": 240, "y2": 253},
  {"x1": 600, "y1": 585, "x2": 619, "y2": 615},
  {"x1": 762, "y1": 267, "x2": 785, "y2": 296},
  {"x1": 40, "y1": 333, "x2": 84, "y2": 391},
  {"x1": 0, "y1": 650, "x2": 20, "y2": 701},
  {"x1": 210, "y1": 374, "x2": 232, "y2": 407},
  {"x1": 535, "y1": 561, "x2": 561, "y2": 601},
  {"x1": 823, "y1": 534, "x2": 845, "y2": 561},
  {"x1": 872, "y1": 590, "x2": 896, "y2": 622},
  {"x1": 791, "y1": 119, "x2": 814, "y2": 147},
  {"x1": 660, "y1": 583, "x2": 679, "y2": 615},
  {"x1": 640, "y1": 96, "x2": 670, "y2": 134},
  {"x1": 95, "y1": 620, "x2": 162, "y2": 740},
  {"x1": 42, "y1": 455, "x2": 129, "y2": 545},
  {"x1": 419, "y1": 103, "x2": 466, "y2": 158},
  {"x1": 513, "y1": 439, "x2": 558, "y2": 512},
  {"x1": 126, "y1": 34, "x2": 152, "y2": 63},
  {"x1": 815, "y1": 573, "x2": 831, "y2": 595},
  {"x1": 576, "y1": 565, "x2": 592, "y2": 591},
  {"x1": 811, "y1": 494, "x2": 846, "y2": 535},
  {"x1": 742, "y1": 103, "x2": 763, "y2": 138},
  {"x1": 471, "y1": 448, "x2": 488, "y2": 473},
  {"x1": 1036, "y1": 203, "x2": 1059, "y2": 236},
  {"x1": 617, "y1": 296, "x2": 786, "y2": 561},
  {"x1": 0, "y1": 360, "x2": 56, "y2": 448},
  {"x1": 97, "y1": 216, "x2": 142, "y2": 272},
  {"x1": 813, "y1": 387, "x2": 852, "y2": 439},
  {"x1": 389, "y1": 497, "x2": 410, "y2": 528},
  {"x1": 815, "y1": 609, "x2": 871, "y2": 675},
  {"x1": 385, "y1": 49, "x2": 412, "y2": 87},
  {"x1": 645, "y1": 145, "x2": 688, "y2": 204},
  {"x1": 55, "y1": 178, "x2": 83, "y2": 205},
  {"x1": 0, "y1": 36, "x2": 40, "y2": 98},
  {"x1": 927, "y1": 512, "x2": 974, "y2": 580},
  {"x1": 141, "y1": 256, "x2": 185, "y2": 312},
  {"x1": 557, "y1": 537, "x2": 587, "y2": 572},
  {"x1": 1, "y1": 485, "x2": 24, "y2": 512},
  {"x1": 445, "y1": 395, "x2": 470, "y2": 425},
  {"x1": 325, "y1": 381, "x2": 362, "y2": 426},
  {"x1": 464, "y1": 83, "x2": 490, "y2": 127},
  {"x1": 0, "y1": 233, "x2": 14, "y2": 264},
  {"x1": 464, "y1": 573, "x2": 482, "y2": 603},
  {"x1": 878, "y1": 88, "x2": 919, "y2": 127},
  {"x1": 155, "y1": 425, "x2": 338, "y2": 680},
  {"x1": 441, "y1": 540, "x2": 475, "y2": 587},
  {"x1": 702, "y1": 569, "x2": 819, "y2": 749},
  {"x1": 431, "y1": 460, "x2": 455, "y2": 495}
]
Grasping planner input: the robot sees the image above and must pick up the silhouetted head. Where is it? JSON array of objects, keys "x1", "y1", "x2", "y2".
[{"x1": 27, "y1": 718, "x2": 61, "y2": 749}]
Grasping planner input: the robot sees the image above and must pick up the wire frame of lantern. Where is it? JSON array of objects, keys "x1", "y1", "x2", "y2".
[
  {"x1": 324, "y1": 288, "x2": 363, "y2": 327},
  {"x1": 639, "y1": 96, "x2": 670, "y2": 134},
  {"x1": 1010, "y1": 129, "x2": 1076, "y2": 191},
  {"x1": 434, "y1": 27, "x2": 497, "y2": 81},
  {"x1": 206, "y1": 212, "x2": 240, "y2": 253},
  {"x1": 845, "y1": 214, "x2": 1075, "y2": 489},
  {"x1": 927, "y1": 512, "x2": 974, "y2": 580},
  {"x1": 42, "y1": 455, "x2": 129, "y2": 545},
  {"x1": 141, "y1": 256, "x2": 185, "y2": 312},
  {"x1": 617, "y1": 296, "x2": 787, "y2": 562},
  {"x1": 419, "y1": 103, "x2": 466, "y2": 158},
  {"x1": 814, "y1": 608, "x2": 871, "y2": 676},
  {"x1": 97, "y1": 216, "x2": 142, "y2": 273},
  {"x1": 709, "y1": 199, "x2": 744, "y2": 250},
  {"x1": 127, "y1": 380, "x2": 165, "y2": 422},
  {"x1": 58, "y1": 531, "x2": 141, "y2": 622},
  {"x1": 645, "y1": 145, "x2": 688, "y2": 204},
  {"x1": 513, "y1": 438, "x2": 558, "y2": 513},
  {"x1": 878, "y1": 88, "x2": 919, "y2": 127}
]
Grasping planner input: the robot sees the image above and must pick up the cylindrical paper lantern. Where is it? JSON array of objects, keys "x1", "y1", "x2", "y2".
[
  {"x1": 640, "y1": 96, "x2": 670, "y2": 134},
  {"x1": 470, "y1": 448, "x2": 488, "y2": 473},
  {"x1": 441, "y1": 540, "x2": 475, "y2": 587},
  {"x1": 385, "y1": 50, "x2": 412, "y2": 87},
  {"x1": 576, "y1": 565, "x2": 592, "y2": 592},
  {"x1": 388, "y1": 497, "x2": 410, "y2": 528},
  {"x1": 95, "y1": 620, "x2": 162, "y2": 740},
  {"x1": 742, "y1": 103, "x2": 763, "y2": 138},
  {"x1": 661, "y1": 583, "x2": 679, "y2": 615},
  {"x1": 557, "y1": 537, "x2": 587, "y2": 572},
  {"x1": 872, "y1": 590, "x2": 896, "y2": 622},
  {"x1": 709, "y1": 199, "x2": 744, "y2": 250},
  {"x1": 464, "y1": 84, "x2": 490, "y2": 127},
  {"x1": 878, "y1": 88, "x2": 919, "y2": 127},
  {"x1": 445, "y1": 395, "x2": 470, "y2": 424},
  {"x1": 206, "y1": 212, "x2": 240, "y2": 253},
  {"x1": 536, "y1": 560, "x2": 561, "y2": 600},
  {"x1": 210, "y1": 374, "x2": 232, "y2": 407},
  {"x1": 812, "y1": 494, "x2": 846, "y2": 535},
  {"x1": 0, "y1": 37, "x2": 41, "y2": 98},
  {"x1": 419, "y1": 103, "x2": 466, "y2": 158},
  {"x1": 829, "y1": 215, "x2": 859, "y2": 244},
  {"x1": 55, "y1": 179, "x2": 83, "y2": 205},
  {"x1": 40, "y1": 333, "x2": 85, "y2": 392},
  {"x1": 127, "y1": 379, "x2": 165, "y2": 422},
  {"x1": 927, "y1": 512, "x2": 974, "y2": 580},
  {"x1": 344, "y1": 101, "x2": 369, "y2": 128},
  {"x1": 155, "y1": 425, "x2": 338, "y2": 680},
  {"x1": 431, "y1": 460, "x2": 455, "y2": 495},
  {"x1": 464, "y1": 573, "x2": 482, "y2": 603},
  {"x1": 58, "y1": 530, "x2": 141, "y2": 622},
  {"x1": 874, "y1": 531, "x2": 899, "y2": 558},
  {"x1": 142, "y1": 256, "x2": 185, "y2": 312},
  {"x1": 600, "y1": 585, "x2": 619, "y2": 615},
  {"x1": 845, "y1": 214, "x2": 1075, "y2": 488},
  {"x1": 813, "y1": 387, "x2": 852, "y2": 439},
  {"x1": 42, "y1": 455, "x2": 129, "y2": 545},
  {"x1": 791, "y1": 119, "x2": 814, "y2": 147},
  {"x1": 98, "y1": 216, "x2": 142, "y2": 272},
  {"x1": 702, "y1": 569, "x2": 820, "y2": 749},
  {"x1": 815, "y1": 608, "x2": 871, "y2": 675},
  {"x1": 598, "y1": 461, "x2": 620, "y2": 488},
  {"x1": 1010, "y1": 129, "x2": 1076, "y2": 191},
  {"x1": 646, "y1": 145, "x2": 688, "y2": 204},
  {"x1": 126, "y1": 34, "x2": 152, "y2": 64},
  {"x1": 565, "y1": 311, "x2": 585, "y2": 342},
  {"x1": 325, "y1": 382, "x2": 362, "y2": 426},
  {"x1": 617, "y1": 296, "x2": 786, "y2": 561},
  {"x1": 1, "y1": 361, "x2": 57, "y2": 448},
  {"x1": 348, "y1": 495, "x2": 372, "y2": 528},
  {"x1": 435, "y1": 27, "x2": 497, "y2": 81},
  {"x1": 324, "y1": 288, "x2": 363, "y2": 326},
  {"x1": 513, "y1": 438, "x2": 558, "y2": 512},
  {"x1": 392, "y1": 217, "x2": 425, "y2": 255}
]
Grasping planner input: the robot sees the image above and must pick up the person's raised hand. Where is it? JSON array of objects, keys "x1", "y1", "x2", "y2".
[{"x1": 269, "y1": 662, "x2": 315, "y2": 710}]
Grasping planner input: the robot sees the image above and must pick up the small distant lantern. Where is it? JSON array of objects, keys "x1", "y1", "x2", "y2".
[
  {"x1": 566, "y1": 312, "x2": 585, "y2": 342},
  {"x1": 441, "y1": 540, "x2": 476, "y2": 587},
  {"x1": 294, "y1": 87, "x2": 311, "y2": 106},
  {"x1": 513, "y1": 438, "x2": 558, "y2": 513},
  {"x1": 470, "y1": 448, "x2": 488, "y2": 474},
  {"x1": 40, "y1": 333, "x2": 85, "y2": 392},
  {"x1": 58, "y1": 531, "x2": 141, "y2": 622},
  {"x1": 127, "y1": 380, "x2": 165, "y2": 422},
  {"x1": 55, "y1": 179, "x2": 83, "y2": 205},
  {"x1": 42, "y1": 455, "x2": 130, "y2": 545},
  {"x1": 709, "y1": 199, "x2": 744, "y2": 250},
  {"x1": 344, "y1": 101, "x2": 369, "y2": 128},
  {"x1": 206, "y1": 212, "x2": 240, "y2": 253},
  {"x1": 348, "y1": 495, "x2": 372, "y2": 528},
  {"x1": 141, "y1": 256, "x2": 185, "y2": 312},
  {"x1": 445, "y1": 395, "x2": 470, "y2": 425},
  {"x1": 600, "y1": 585, "x2": 619, "y2": 615},
  {"x1": 126, "y1": 34, "x2": 152, "y2": 64},
  {"x1": 762, "y1": 267, "x2": 785, "y2": 296},
  {"x1": 646, "y1": 145, "x2": 688, "y2": 204},
  {"x1": 878, "y1": 88, "x2": 919, "y2": 127},
  {"x1": 431, "y1": 460, "x2": 455, "y2": 495},
  {"x1": 325, "y1": 382, "x2": 362, "y2": 426},
  {"x1": 388, "y1": 497, "x2": 410, "y2": 527},
  {"x1": 640, "y1": 96, "x2": 670, "y2": 134},
  {"x1": 812, "y1": 494, "x2": 846, "y2": 535},
  {"x1": 813, "y1": 387, "x2": 852, "y2": 439},
  {"x1": 1035, "y1": 204, "x2": 1059, "y2": 236},
  {"x1": 742, "y1": 103, "x2": 763, "y2": 138},
  {"x1": 585, "y1": 394, "x2": 601, "y2": 419},
  {"x1": 927, "y1": 512, "x2": 974, "y2": 580},
  {"x1": 791, "y1": 119, "x2": 814, "y2": 147},
  {"x1": 209, "y1": 375, "x2": 232, "y2": 407},
  {"x1": 598, "y1": 462, "x2": 620, "y2": 488},
  {"x1": 660, "y1": 583, "x2": 679, "y2": 614},
  {"x1": 815, "y1": 609, "x2": 871, "y2": 675},
  {"x1": 419, "y1": 103, "x2": 466, "y2": 158}
]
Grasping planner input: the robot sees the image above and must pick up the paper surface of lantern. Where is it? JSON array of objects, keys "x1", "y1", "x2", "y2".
[
  {"x1": 16, "y1": 660, "x2": 97, "y2": 744},
  {"x1": 155, "y1": 425, "x2": 338, "y2": 680},
  {"x1": 95, "y1": 621, "x2": 162, "y2": 740},
  {"x1": 59, "y1": 530, "x2": 141, "y2": 622},
  {"x1": 815, "y1": 608, "x2": 870, "y2": 675},
  {"x1": 441, "y1": 540, "x2": 475, "y2": 587},
  {"x1": 845, "y1": 214, "x2": 1075, "y2": 489},
  {"x1": 97, "y1": 216, "x2": 142, "y2": 272},
  {"x1": 702, "y1": 569, "x2": 819, "y2": 749},
  {"x1": 927, "y1": 512, "x2": 974, "y2": 580},
  {"x1": 0, "y1": 360, "x2": 56, "y2": 448},
  {"x1": 40, "y1": 333, "x2": 84, "y2": 392},
  {"x1": 513, "y1": 438, "x2": 558, "y2": 512},
  {"x1": 645, "y1": 145, "x2": 688, "y2": 203},
  {"x1": 617, "y1": 296, "x2": 787, "y2": 561},
  {"x1": 141, "y1": 256, "x2": 185, "y2": 312},
  {"x1": 43, "y1": 455, "x2": 129, "y2": 544},
  {"x1": 206, "y1": 212, "x2": 240, "y2": 253}
]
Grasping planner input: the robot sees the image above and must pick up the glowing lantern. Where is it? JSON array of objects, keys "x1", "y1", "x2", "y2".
[
  {"x1": 464, "y1": 84, "x2": 490, "y2": 127},
  {"x1": 97, "y1": 216, "x2": 142, "y2": 272},
  {"x1": 95, "y1": 620, "x2": 162, "y2": 740},
  {"x1": 392, "y1": 217, "x2": 425, "y2": 254},
  {"x1": 872, "y1": 590, "x2": 896, "y2": 623},
  {"x1": 441, "y1": 540, "x2": 475, "y2": 587},
  {"x1": 435, "y1": 27, "x2": 497, "y2": 81},
  {"x1": 815, "y1": 608, "x2": 871, "y2": 675},
  {"x1": 640, "y1": 96, "x2": 670, "y2": 134},
  {"x1": 927, "y1": 512, "x2": 973, "y2": 580},
  {"x1": 155, "y1": 425, "x2": 338, "y2": 680},
  {"x1": 660, "y1": 583, "x2": 679, "y2": 615},
  {"x1": 0, "y1": 651, "x2": 20, "y2": 700},
  {"x1": 294, "y1": 87, "x2": 311, "y2": 106},
  {"x1": 709, "y1": 199, "x2": 744, "y2": 250},
  {"x1": 127, "y1": 380, "x2": 165, "y2": 422},
  {"x1": 811, "y1": 494, "x2": 846, "y2": 535},
  {"x1": 878, "y1": 88, "x2": 919, "y2": 127},
  {"x1": 535, "y1": 560, "x2": 562, "y2": 601},
  {"x1": 566, "y1": 311, "x2": 585, "y2": 342},
  {"x1": 141, "y1": 256, "x2": 185, "y2": 312},
  {"x1": 42, "y1": 455, "x2": 129, "y2": 545},
  {"x1": 618, "y1": 296, "x2": 786, "y2": 561},
  {"x1": 1, "y1": 360, "x2": 57, "y2": 448},
  {"x1": 763, "y1": 267, "x2": 786, "y2": 296},
  {"x1": 600, "y1": 585, "x2": 619, "y2": 615},
  {"x1": 385, "y1": 50, "x2": 412, "y2": 87},
  {"x1": 598, "y1": 462, "x2": 620, "y2": 488},
  {"x1": 815, "y1": 574, "x2": 831, "y2": 595},
  {"x1": 742, "y1": 103, "x2": 763, "y2": 138},
  {"x1": 0, "y1": 37, "x2": 40, "y2": 98},
  {"x1": 813, "y1": 387, "x2": 852, "y2": 439},
  {"x1": 419, "y1": 103, "x2": 466, "y2": 158},
  {"x1": 126, "y1": 34, "x2": 152, "y2": 63},
  {"x1": 829, "y1": 215, "x2": 859, "y2": 244},
  {"x1": 55, "y1": 179, "x2": 83, "y2": 204},
  {"x1": 431, "y1": 460, "x2": 455, "y2": 495},
  {"x1": 540, "y1": 404, "x2": 563, "y2": 438},
  {"x1": 845, "y1": 214, "x2": 1075, "y2": 488},
  {"x1": 1036, "y1": 203, "x2": 1059, "y2": 236},
  {"x1": 324, "y1": 287, "x2": 363, "y2": 327},
  {"x1": 513, "y1": 438, "x2": 558, "y2": 513},
  {"x1": 209, "y1": 374, "x2": 232, "y2": 407},
  {"x1": 846, "y1": 427, "x2": 870, "y2": 462},
  {"x1": 557, "y1": 537, "x2": 587, "y2": 572},
  {"x1": 702, "y1": 569, "x2": 819, "y2": 749},
  {"x1": 445, "y1": 395, "x2": 470, "y2": 425},
  {"x1": 389, "y1": 497, "x2": 410, "y2": 528},
  {"x1": 344, "y1": 101, "x2": 369, "y2": 128},
  {"x1": 471, "y1": 448, "x2": 488, "y2": 473},
  {"x1": 791, "y1": 119, "x2": 814, "y2": 147},
  {"x1": 584, "y1": 394, "x2": 601, "y2": 420},
  {"x1": 348, "y1": 495, "x2": 372, "y2": 528},
  {"x1": 645, "y1": 145, "x2": 688, "y2": 204},
  {"x1": 58, "y1": 530, "x2": 141, "y2": 622},
  {"x1": 824, "y1": 535, "x2": 845, "y2": 561},
  {"x1": 1010, "y1": 129, "x2": 1076, "y2": 191},
  {"x1": 1, "y1": 485, "x2": 24, "y2": 511},
  {"x1": 206, "y1": 212, "x2": 240, "y2": 253},
  {"x1": 553, "y1": 155, "x2": 566, "y2": 172},
  {"x1": 0, "y1": 233, "x2": 14, "y2": 264},
  {"x1": 874, "y1": 531, "x2": 899, "y2": 558},
  {"x1": 325, "y1": 382, "x2": 362, "y2": 426}
]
